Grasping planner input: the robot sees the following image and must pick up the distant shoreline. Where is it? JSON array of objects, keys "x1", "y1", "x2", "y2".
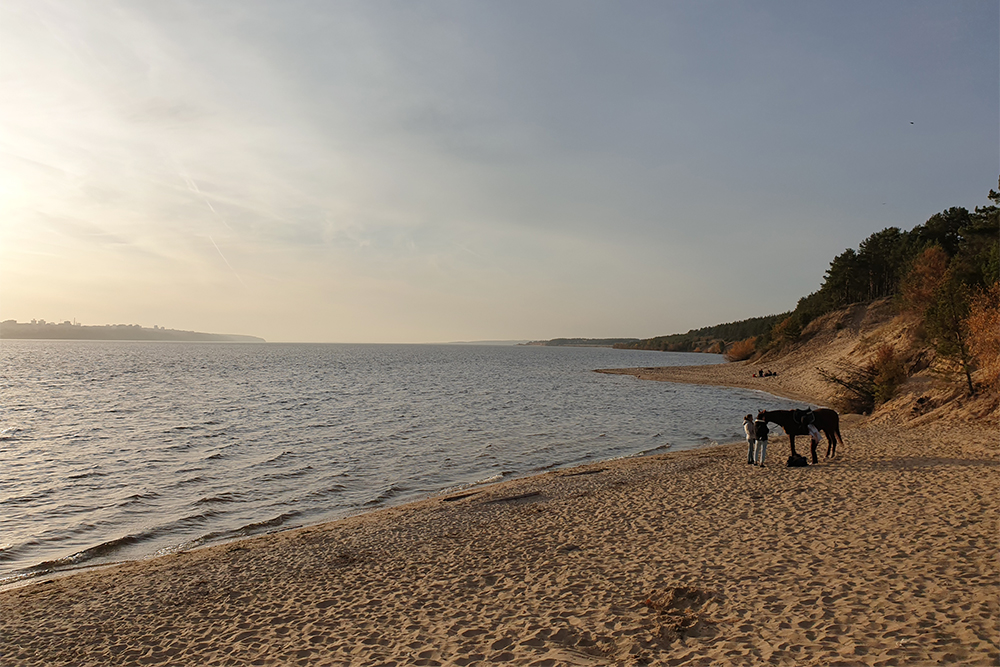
[
  {"x1": 521, "y1": 337, "x2": 640, "y2": 348},
  {"x1": 0, "y1": 321, "x2": 264, "y2": 343}
]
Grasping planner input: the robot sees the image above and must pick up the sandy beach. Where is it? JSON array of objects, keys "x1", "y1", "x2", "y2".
[{"x1": 2, "y1": 361, "x2": 997, "y2": 666}]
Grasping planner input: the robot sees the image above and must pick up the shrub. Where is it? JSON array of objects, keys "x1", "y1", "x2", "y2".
[
  {"x1": 966, "y1": 282, "x2": 1000, "y2": 391},
  {"x1": 872, "y1": 345, "x2": 906, "y2": 406},
  {"x1": 724, "y1": 336, "x2": 758, "y2": 362},
  {"x1": 820, "y1": 345, "x2": 906, "y2": 414},
  {"x1": 925, "y1": 271, "x2": 975, "y2": 395},
  {"x1": 770, "y1": 316, "x2": 802, "y2": 348}
]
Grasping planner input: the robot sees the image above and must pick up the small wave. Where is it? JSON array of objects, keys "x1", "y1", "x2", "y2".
[
  {"x1": 10, "y1": 507, "x2": 249, "y2": 581},
  {"x1": 363, "y1": 484, "x2": 408, "y2": 507},
  {"x1": 66, "y1": 469, "x2": 108, "y2": 481},
  {"x1": 192, "y1": 492, "x2": 241, "y2": 505},
  {"x1": 26, "y1": 533, "x2": 144, "y2": 573},
  {"x1": 2, "y1": 488, "x2": 57, "y2": 506},
  {"x1": 169, "y1": 475, "x2": 207, "y2": 488},
  {"x1": 116, "y1": 491, "x2": 161, "y2": 507},
  {"x1": 436, "y1": 470, "x2": 510, "y2": 496},
  {"x1": 0, "y1": 542, "x2": 26, "y2": 563},
  {"x1": 473, "y1": 473, "x2": 506, "y2": 486},
  {"x1": 260, "y1": 450, "x2": 297, "y2": 465},
  {"x1": 236, "y1": 512, "x2": 300, "y2": 535},
  {"x1": 301, "y1": 485, "x2": 347, "y2": 500},
  {"x1": 175, "y1": 509, "x2": 224, "y2": 526},
  {"x1": 251, "y1": 466, "x2": 314, "y2": 484},
  {"x1": 0, "y1": 427, "x2": 20, "y2": 440},
  {"x1": 175, "y1": 530, "x2": 229, "y2": 551},
  {"x1": 630, "y1": 443, "x2": 672, "y2": 457},
  {"x1": 172, "y1": 510, "x2": 303, "y2": 552}
]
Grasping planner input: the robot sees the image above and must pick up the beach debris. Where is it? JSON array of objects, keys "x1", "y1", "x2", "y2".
[
  {"x1": 641, "y1": 586, "x2": 719, "y2": 644},
  {"x1": 561, "y1": 468, "x2": 607, "y2": 477},
  {"x1": 484, "y1": 491, "x2": 543, "y2": 504},
  {"x1": 441, "y1": 491, "x2": 479, "y2": 503}
]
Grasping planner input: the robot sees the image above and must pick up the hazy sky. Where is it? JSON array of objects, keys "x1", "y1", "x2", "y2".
[{"x1": 1, "y1": 1, "x2": 996, "y2": 343}]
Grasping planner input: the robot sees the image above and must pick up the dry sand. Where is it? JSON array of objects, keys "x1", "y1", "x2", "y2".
[{"x1": 2, "y1": 359, "x2": 998, "y2": 666}]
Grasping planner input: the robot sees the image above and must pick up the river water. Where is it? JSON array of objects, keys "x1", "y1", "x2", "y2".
[{"x1": 0, "y1": 341, "x2": 802, "y2": 586}]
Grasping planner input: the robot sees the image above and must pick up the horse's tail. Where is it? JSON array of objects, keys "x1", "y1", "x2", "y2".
[{"x1": 828, "y1": 410, "x2": 843, "y2": 443}]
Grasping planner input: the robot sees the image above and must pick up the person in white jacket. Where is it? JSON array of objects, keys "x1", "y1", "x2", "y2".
[
  {"x1": 753, "y1": 414, "x2": 769, "y2": 466},
  {"x1": 743, "y1": 414, "x2": 756, "y2": 465}
]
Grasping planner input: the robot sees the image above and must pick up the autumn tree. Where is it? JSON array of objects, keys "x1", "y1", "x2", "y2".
[
  {"x1": 925, "y1": 270, "x2": 976, "y2": 395},
  {"x1": 724, "y1": 336, "x2": 757, "y2": 362},
  {"x1": 966, "y1": 282, "x2": 1000, "y2": 391},
  {"x1": 899, "y1": 245, "x2": 950, "y2": 317}
]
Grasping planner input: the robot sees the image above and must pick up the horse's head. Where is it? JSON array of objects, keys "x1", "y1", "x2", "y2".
[{"x1": 756, "y1": 409, "x2": 768, "y2": 422}]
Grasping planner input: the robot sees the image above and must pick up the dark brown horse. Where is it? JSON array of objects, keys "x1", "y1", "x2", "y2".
[{"x1": 757, "y1": 408, "x2": 843, "y2": 464}]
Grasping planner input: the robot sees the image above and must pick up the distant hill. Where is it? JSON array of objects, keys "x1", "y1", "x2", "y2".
[
  {"x1": 0, "y1": 321, "x2": 265, "y2": 343},
  {"x1": 523, "y1": 338, "x2": 640, "y2": 348}
]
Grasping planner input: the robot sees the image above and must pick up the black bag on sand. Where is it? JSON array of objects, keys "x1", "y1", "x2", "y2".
[{"x1": 786, "y1": 453, "x2": 809, "y2": 467}]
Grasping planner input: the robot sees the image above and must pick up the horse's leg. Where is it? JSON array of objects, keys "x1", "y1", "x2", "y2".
[
  {"x1": 825, "y1": 430, "x2": 834, "y2": 458},
  {"x1": 788, "y1": 434, "x2": 797, "y2": 459},
  {"x1": 811, "y1": 437, "x2": 819, "y2": 465}
]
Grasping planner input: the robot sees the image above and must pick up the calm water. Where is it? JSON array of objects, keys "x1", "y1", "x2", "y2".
[{"x1": 0, "y1": 341, "x2": 801, "y2": 586}]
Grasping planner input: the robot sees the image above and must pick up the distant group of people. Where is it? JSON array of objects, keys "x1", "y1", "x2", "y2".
[
  {"x1": 743, "y1": 408, "x2": 821, "y2": 467},
  {"x1": 753, "y1": 369, "x2": 778, "y2": 378}
]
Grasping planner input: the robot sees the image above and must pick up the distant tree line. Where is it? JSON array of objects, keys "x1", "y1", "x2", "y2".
[
  {"x1": 0, "y1": 321, "x2": 265, "y2": 343},
  {"x1": 614, "y1": 313, "x2": 788, "y2": 354},
  {"x1": 526, "y1": 337, "x2": 641, "y2": 347}
]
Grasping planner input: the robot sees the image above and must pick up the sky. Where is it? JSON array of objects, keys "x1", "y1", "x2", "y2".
[{"x1": 1, "y1": 1, "x2": 996, "y2": 343}]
